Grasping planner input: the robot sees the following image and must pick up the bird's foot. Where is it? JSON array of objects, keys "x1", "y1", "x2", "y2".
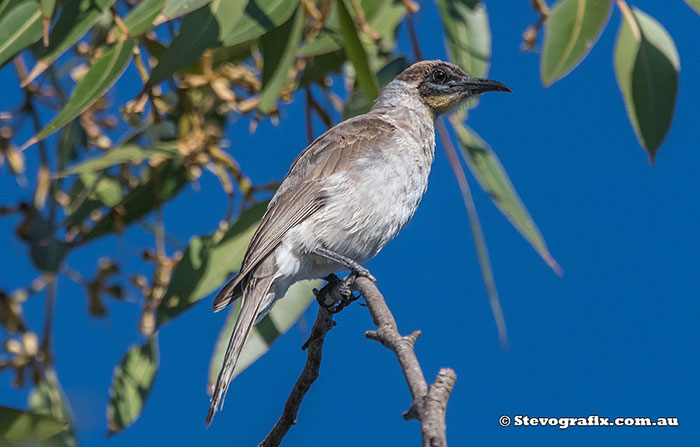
[{"x1": 313, "y1": 273, "x2": 361, "y2": 314}]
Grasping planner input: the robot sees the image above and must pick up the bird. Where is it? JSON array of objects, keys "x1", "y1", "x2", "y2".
[{"x1": 206, "y1": 60, "x2": 510, "y2": 425}]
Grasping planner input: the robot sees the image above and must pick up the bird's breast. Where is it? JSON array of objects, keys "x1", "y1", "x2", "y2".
[{"x1": 309, "y1": 134, "x2": 433, "y2": 264}]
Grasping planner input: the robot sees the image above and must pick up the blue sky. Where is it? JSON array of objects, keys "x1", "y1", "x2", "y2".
[{"x1": 1, "y1": 0, "x2": 699, "y2": 445}]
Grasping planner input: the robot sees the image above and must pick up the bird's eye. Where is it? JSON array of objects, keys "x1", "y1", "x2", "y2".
[{"x1": 432, "y1": 69, "x2": 448, "y2": 84}]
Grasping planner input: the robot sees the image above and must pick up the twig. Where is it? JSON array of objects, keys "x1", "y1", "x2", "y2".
[
  {"x1": 355, "y1": 277, "x2": 456, "y2": 447},
  {"x1": 260, "y1": 304, "x2": 335, "y2": 446}
]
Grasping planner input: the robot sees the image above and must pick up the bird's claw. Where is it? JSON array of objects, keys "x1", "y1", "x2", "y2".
[{"x1": 314, "y1": 273, "x2": 361, "y2": 314}]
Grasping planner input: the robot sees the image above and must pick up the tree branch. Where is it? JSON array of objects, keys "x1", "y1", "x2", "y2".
[
  {"x1": 260, "y1": 301, "x2": 335, "y2": 447},
  {"x1": 356, "y1": 277, "x2": 456, "y2": 447},
  {"x1": 261, "y1": 275, "x2": 456, "y2": 447}
]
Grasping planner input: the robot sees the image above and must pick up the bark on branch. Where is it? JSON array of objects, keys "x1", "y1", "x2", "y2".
[
  {"x1": 356, "y1": 277, "x2": 456, "y2": 447},
  {"x1": 261, "y1": 275, "x2": 456, "y2": 447}
]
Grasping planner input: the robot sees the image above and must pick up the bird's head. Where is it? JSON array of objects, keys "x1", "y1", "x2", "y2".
[{"x1": 395, "y1": 60, "x2": 511, "y2": 115}]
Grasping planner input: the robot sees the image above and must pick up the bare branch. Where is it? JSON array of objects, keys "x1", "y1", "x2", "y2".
[
  {"x1": 261, "y1": 275, "x2": 456, "y2": 447},
  {"x1": 356, "y1": 277, "x2": 456, "y2": 447},
  {"x1": 260, "y1": 301, "x2": 335, "y2": 447}
]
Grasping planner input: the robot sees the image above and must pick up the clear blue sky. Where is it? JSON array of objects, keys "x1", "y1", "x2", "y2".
[{"x1": 1, "y1": 1, "x2": 698, "y2": 445}]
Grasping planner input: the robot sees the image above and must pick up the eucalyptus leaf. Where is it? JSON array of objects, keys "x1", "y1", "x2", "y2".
[
  {"x1": 23, "y1": 39, "x2": 135, "y2": 150},
  {"x1": 147, "y1": 0, "x2": 249, "y2": 86},
  {"x1": 28, "y1": 371, "x2": 77, "y2": 447},
  {"x1": 685, "y1": 0, "x2": 700, "y2": 14},
  {"x1": 158, "y1": 202, "x2": 268, "y2": 326},
  {"x1": 258, "y1": 5, "x2": 304, "y2": 113},
  {"x1": 58, "y1": 144, "x2": 180, "y2": 177},
  {"x1": 614, "y1": 5, "x2": 679, "y2": 161},
  {"x1": 336, "y1": 0, "x2": 378, "y2": 102},
  {"x1": 436, "y1": 0, "x2": 491, "y2": 79},
  {"x1": 451, "y1": 120, "x2": 561, "y2": 274},
  {"x1": 22, "y1": 0, "x2": 118, "y2": 86},
  {"x1": 0, "y1": 406, "x2": 68, "y2": 443},
  {"x1": 0, "y1": 0, "x2": 42, "y2": 67},
  {"x1": 160, "y1": 0, "x2": 211, "y2": 21},
  {"x1": 81, "y1": 159, "x2": 188, "y2": 243},
  {"x1": 220, "y1": 0, "x2": 298, "y2": 47},
  {"x1": 541, "y1": 0, "x2": 612, "y2": 86},
  {"x1": 107, "y1": 337, "x2": 159, "y2": 435},
  {"x1": 120, "y1": 0, "x2": 166, "y2": 36},
  {"x1": 208, "y1": 279, "x2": 320, "y2": 389},
  {"x1": 64, "y1": 173, "x2": 123, "y2": 230}
]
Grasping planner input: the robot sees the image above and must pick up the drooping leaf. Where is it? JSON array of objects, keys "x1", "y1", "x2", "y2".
[
  {"x1": 80, "y1": 159, "x2": 188, "y2": 243},
  {"x1": 147, "y1": 0, "x2": 249, "y2": 86},
  {"x1": 0, "y1": 0, "x2": 42, "y2": 67},
  {"x1": 28, "y1": 370, "x2": 77, "y2": 447},
  {"x1": 541, "y1": 0, "x2": 612, "y2": 86},
  {"x1": 614, "y1": 4, "x2": 679, "y2": 162},
  {"x1": 336, "y1": 0, "x2": 378, "y2": 102},
  {"x1": 159, "y1": 0, "x2": 211, "y2": 22},
  {"x1": 451, "y1": 120, "x2": 562, "y2": 274},
  {"x1": 220, "y1": 0, "x2": 298, "y2": 47},
  {"x1": 58, "y1": 143, "x2": 180, "y2": 177},
  {"x1": 120, "y1": 0, "x2": 166, "y2": 37},
  {"x1": 208, "y1": 279, "x2": 320, "y2": 388},
  {"x1": 258, "y1": 5, "x2": 304, "y2": 113},
  {"x1": 22, "y1": 39, "x2": 135, "y2": 150},
  {"x1": 0, "y1": 406, "x2": 68, "y2": 444},
  {"x1": 22, "y1": 0, "x2": 118, "y2": 86},
  {"x1": 157, "y1": 202, "x2": 268, "y2": 326},
  {"x1": 436, "y1": 0, "x2": 491, "y2": 79},
  {"x1": 107, "y1": 337, "x2": 159, "y2": 435},
  {"x1": 685, "y1": 0, "x2": 700, "y2": 14}
]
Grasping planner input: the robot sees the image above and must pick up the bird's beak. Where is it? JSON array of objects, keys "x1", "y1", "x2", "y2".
[{"x1": 459, "y1": 77, "x2": 512, "y2": 94}]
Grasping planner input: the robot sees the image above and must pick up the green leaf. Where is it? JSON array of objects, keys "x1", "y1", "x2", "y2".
[
  {"x1": 28, "y1": 370, "x2": 77, "y2": 447},
  {"x1": 80, "y1": 159, "x2": 188, "y2": 243},
  {"x1": 258, "y1": 5, "x2": 304, "y2": 113},
  {"x1": 0, "y1": 0, "x2": 28, "y2": 20},
  {"x1": 23, "y1": 39, "x2": 135, "y2": 150},
  {"x1": 147, "y1": 0, "x2": 249, "y2": 86},
  {"x1": 336, "y1": 0, "x2": 378, "y2": 102},
  {"x1": 58, "y1": 143, "x2": 180, "y2": 177},
  {"x1": 64, "y1": 173, "x2": 123, "y2": 230},
  {"x1": 22, "y1": 0, "x2": 117, "y2": 86},
  {"x1": 107, "y1": 337, "x2": 159, "y2": 435},
  {"x1": 0, "y1": 0, "x2": 42, "y2": 67},
  {"x1": 0, "y1": 406, "x2": 68, "y2": 444},
  {"x1": 451, "y1": 120, "x2": 562, "y2": 274},
  {"x1": 436, "y1": 0, "x2": 491, "y2": 79},
  {"x1": 541, "y1": 0, "x2": 612, "y2": 86},
  {"x1": 685, "y1": 0, "x2": 700, "y2": 14},
  {"x1": 157, "y1": 202, "x2": 268, "y2": 326},
  {"x1": 120, "y1": 0, "x2": 166, "y2": 36},
  {"x1": 298, "y1": 0, "x2": 404, "y2": 57},
  {"x1": 208, "y1": 279, "x2": 320, "y2": 388},
  {"x1": 221, "y1": 0, "x2": 298, "y2": 47},
  {"x1": 614, "y1": 5, "x2": 679, "y2": 162},
  {"x1": 160, "y1": 0, "x2": 211, "y2": 21}
]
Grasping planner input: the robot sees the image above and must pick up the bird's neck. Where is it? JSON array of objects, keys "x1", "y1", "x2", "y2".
[
  {"x1": 372, "y1": 80, "x2": 434, "y2": 121},
  {"x1": 372, "y1": 79, "x2": 435, "y2": 148}
]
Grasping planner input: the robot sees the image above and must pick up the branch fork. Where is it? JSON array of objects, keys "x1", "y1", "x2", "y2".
[{"x1": 261, "y1": 275, "x2": 457, "y2": 447}]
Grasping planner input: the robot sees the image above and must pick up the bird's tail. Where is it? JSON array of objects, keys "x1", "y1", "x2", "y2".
[{"x1": 206, "y1": 274, "x2": 274, "y2": 426}]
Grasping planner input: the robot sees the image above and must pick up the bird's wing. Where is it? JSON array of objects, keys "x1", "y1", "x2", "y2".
[{"x1": 212, "y1": 115, "x2": 397, "y2": 311}]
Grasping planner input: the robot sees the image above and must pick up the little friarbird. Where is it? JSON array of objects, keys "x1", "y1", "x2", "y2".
[{"x1": 206, "y1": 60, "x2": 511, "y2": 425}]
